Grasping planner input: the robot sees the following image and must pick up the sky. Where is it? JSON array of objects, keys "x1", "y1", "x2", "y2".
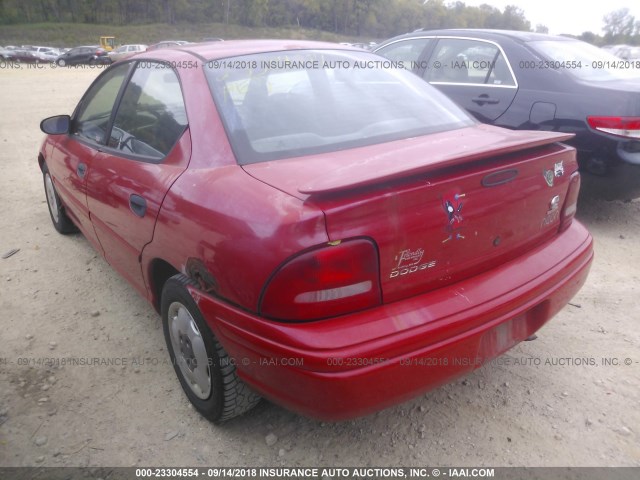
[{"x1": 456, "y1": 0, "x2": 639, "y2": 36}]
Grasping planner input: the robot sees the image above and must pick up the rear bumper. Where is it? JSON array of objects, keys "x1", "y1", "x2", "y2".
[
  {"x1": 193, "y1": 221, "x2": 593, "y2": 421},
  {"x1": 576, "y1": 130, "x2": 640, "y2": 167}
]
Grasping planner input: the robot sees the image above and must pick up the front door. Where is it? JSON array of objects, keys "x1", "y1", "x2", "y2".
[{"x1": 48, "y1": 63, "x2": 132, "y2": 252}]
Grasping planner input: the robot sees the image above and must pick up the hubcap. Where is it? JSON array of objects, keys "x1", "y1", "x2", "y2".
[
  {"x1": 44, "y1": 173, "x2": 59, "y2": 223},
  {"x1": 167, "y1": 301, "x2": 211, "y2": 399}
]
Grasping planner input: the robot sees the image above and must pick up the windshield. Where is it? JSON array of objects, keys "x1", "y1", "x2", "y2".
[
  {"x1": 205, "y1": 50, "x2": 475, "y2": 164},
  {"x1": 530, "y1": 40, "x2": 640, "y2": 82}
]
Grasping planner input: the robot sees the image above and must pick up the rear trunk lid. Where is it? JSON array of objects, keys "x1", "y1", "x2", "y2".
[{"x1": 244, "y1": 124, "x2": 577, "y2": 303}]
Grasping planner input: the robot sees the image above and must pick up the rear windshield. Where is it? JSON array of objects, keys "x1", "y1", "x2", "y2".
[{"x1": 205, "y1": 50, "x2": 474, "y2": 164}]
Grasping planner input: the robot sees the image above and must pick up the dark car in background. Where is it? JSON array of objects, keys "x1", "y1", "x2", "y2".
[
  {"x1": 375, "y1": 30, "x2": 640, "y2": 196},
  {"x1": 1, "y1": 45, "x2": 59, "y2": 63},
  {"x1": 4, "y1": 48, "x2": 41, "y2": 63},
  {"x1": 56, "y1": 45, "x2": 111, "y2": 66}
]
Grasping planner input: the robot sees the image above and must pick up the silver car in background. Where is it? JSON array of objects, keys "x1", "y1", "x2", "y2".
[{"x1": 108, "y1": 44, "x2": 148, "y2": 62}]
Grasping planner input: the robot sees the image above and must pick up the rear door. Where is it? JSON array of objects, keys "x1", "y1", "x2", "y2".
[
  {"x1": 425, "y1": 37, "x2": 518, "y2": 122},
  {"x1": 85, "y1": 61, "x2": 190, "y2": 294}
]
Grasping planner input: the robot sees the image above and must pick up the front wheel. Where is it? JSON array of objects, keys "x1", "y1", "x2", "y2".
[
  {"x1": 43, "y1": 164, "x2": 77, "y2": 234},
  {"x1": 161, "y1": 275, "x2": 261, "y2": 422},
  {"x1": 57, "y1": 58, "x2": 66, "y2": 67}
]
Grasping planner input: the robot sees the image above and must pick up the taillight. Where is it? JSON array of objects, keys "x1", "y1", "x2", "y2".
[
  {"x1": 259, "y1": 238, "x2": 381, "y2": 321},
  {"x1": 559, "y1": 171, "x2": 580, "y2": 232},
  {"x1": 587, "y1": 116, "x2": 640, "y2": 139}
]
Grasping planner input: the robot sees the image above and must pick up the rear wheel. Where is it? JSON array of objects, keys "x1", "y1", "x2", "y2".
[
  {"x1": 161, "y1": 274, "x2": 261, "y2": 422},
  {"x1": 42, "y1": 164, "x2": 77, "y2": 234}
]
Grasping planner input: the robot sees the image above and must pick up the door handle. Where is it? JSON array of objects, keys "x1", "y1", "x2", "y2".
[
  {"x1": 472, "y1": 95, "x2": 499, "y2": 106},
  {"x1": 129, "y1": 194, "x2": 147, "y2": 218},
  {"x1": 77, "y1": 163, "x2": 87, "y2": 178}
]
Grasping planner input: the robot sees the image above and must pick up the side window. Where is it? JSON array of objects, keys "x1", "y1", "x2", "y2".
[
  {"x1": 73, "y1": 64, "x2": 129, "y2": 145},
  {"x1": 426, "y1": 39, "x2": 516, "y2": 86},
  {"x1": 376, "y1": 38, "x2": 431, "y2": 70},
  {"x1": 109, "y1": 62, "x2": 188, "y2": 160}
]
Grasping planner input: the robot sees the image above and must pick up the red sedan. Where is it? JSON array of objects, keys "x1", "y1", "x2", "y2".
[{"x1": 39, "y1": 40, "x2": 593, "y2": 422}]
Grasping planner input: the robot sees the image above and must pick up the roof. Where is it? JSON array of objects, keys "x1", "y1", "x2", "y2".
[
  {"x1": 383, "y1": 28, "x2": 576, "y2": 45},
  {"x1": 144, "y1": 39, "x2": 358, "y2": 61}
]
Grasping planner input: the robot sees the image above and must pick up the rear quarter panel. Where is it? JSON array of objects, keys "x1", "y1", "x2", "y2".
[
  {"x1": 138, "y1": 51, "x2": 328, "y2": 311},
  {"x1": 141, "y1": 166, "x2": 328, "y2": 311}
]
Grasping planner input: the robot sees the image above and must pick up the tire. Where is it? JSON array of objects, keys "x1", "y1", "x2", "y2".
[
  {"x1": 57, "y1": 58, "x2": 65, "y2": 67},
  {"x1": 42, "y1": 164, "x2": 78, "y2": 234},
  {"x1": 161, "y1": 274, "x2": 261, "y2": 422}
]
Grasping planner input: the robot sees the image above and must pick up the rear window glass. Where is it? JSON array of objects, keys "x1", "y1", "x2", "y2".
[{"x1": 205, "y1": 50, "x2": 474, "y2": 164}]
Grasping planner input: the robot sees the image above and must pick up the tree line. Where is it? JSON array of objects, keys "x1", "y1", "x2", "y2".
[
  {"x1": 0, "y1": 0, "x2": 638, "y2": 45},
  {"x1": 0, "y1": 0, "x2": 532, "y2": 37}
]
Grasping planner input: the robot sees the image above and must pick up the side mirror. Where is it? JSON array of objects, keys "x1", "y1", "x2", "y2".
[{"x1": 40, "y1": 115, "x2": 70, "y2": 135}]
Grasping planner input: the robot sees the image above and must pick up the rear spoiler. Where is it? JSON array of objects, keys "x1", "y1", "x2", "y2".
[
  {"x1": 242, "y1": 124, "x2": 575, "y2": 199},
  {"x1": 297, "y1": 126, "x2": 573, "y2": 195}
]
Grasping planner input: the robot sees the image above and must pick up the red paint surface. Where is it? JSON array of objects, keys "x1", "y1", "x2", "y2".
[{"x1": 40, "y1": 41, "x2": 593, "y2": 419}]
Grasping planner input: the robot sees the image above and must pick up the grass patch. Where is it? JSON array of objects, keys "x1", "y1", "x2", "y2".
[{"x1": 0, "y1": 22, "x2": 364, "y2": 48}]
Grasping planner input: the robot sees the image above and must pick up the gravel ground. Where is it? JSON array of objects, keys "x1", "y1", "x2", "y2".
[{"x1": 0, "y1": 66, "x2": 638, "y2": 468}]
